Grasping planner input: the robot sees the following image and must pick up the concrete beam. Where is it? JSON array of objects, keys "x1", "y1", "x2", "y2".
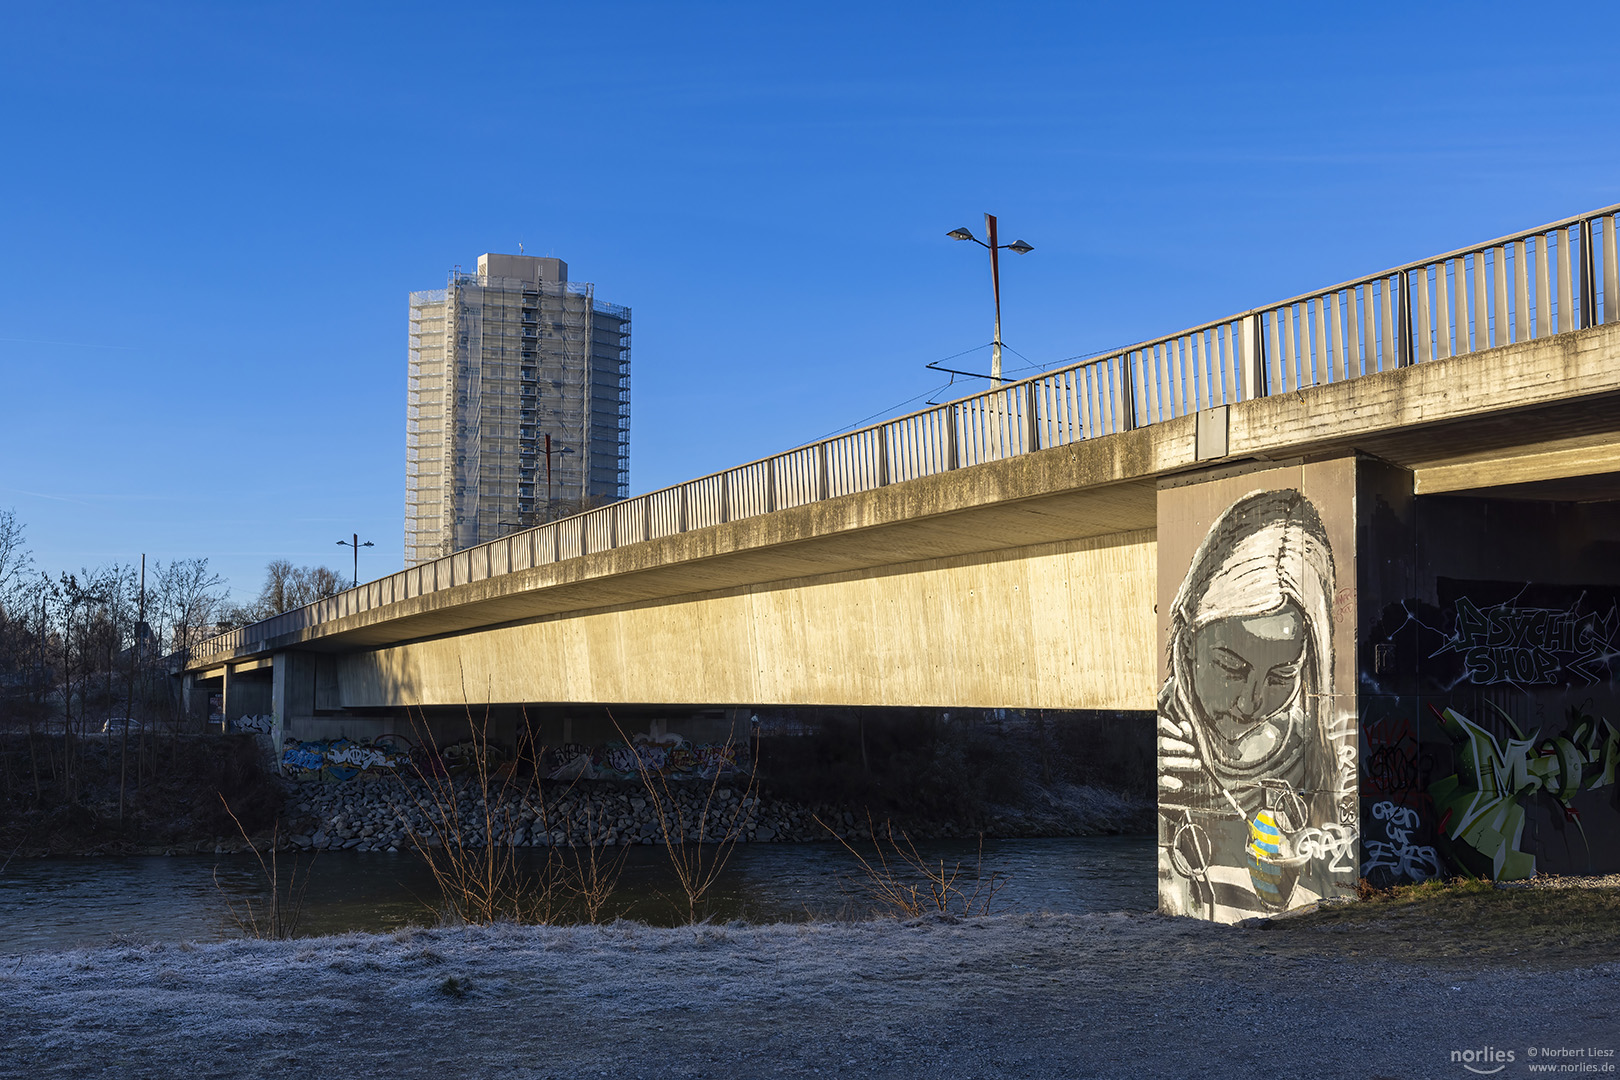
[
  {"x1": 1414, "y1": 431, "x2": 1620, "y2": 494},
  {"x1": 337, "y1": 530, "x2": 1159, "y2": 712}
]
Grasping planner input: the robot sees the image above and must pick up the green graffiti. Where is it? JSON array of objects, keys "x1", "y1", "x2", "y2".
[{"x1": 1426, "y1": 703, "x2": 1619, "y2": 880}]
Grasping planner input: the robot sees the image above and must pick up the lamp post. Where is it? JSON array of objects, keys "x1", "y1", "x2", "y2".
[
  {"x1": 947, "y1": 214, "x2": 1034, "y2": 385},
  {"x1": 544, "y1": 434, "x2": 576, "y2": 522},
  {"x1": 336, "y1": 533, "x2": 374, "y2": 588}
]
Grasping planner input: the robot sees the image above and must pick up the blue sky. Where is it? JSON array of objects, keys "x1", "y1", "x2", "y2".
[{"x1": 3, "y1": 0, "x2": 1618, "y2": 601}]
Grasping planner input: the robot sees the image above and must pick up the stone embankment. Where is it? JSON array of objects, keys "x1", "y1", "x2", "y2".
[{"x1": 278, "y1": 775, "x2": 1151, "y2": 852}]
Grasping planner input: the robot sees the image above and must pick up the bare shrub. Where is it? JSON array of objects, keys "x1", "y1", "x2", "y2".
[
  {"x1": 394, "y1": 708, "x2": 558, "y2": 925},
  {"x1": 612, "y1": 711, "x2": 757, "y2": 924},
  {"x1": 391, "y1": 708, "x2": 630, "y2": 926},
  {"x1": 551, "y1": 798, "x2": 629, "y2": 924},
  {"x1": 214, "y1": 795, "x2": 314, "y2": 940},
  {"x1": 817, "y1": 812, "x2": 1007, "y2": 919}
]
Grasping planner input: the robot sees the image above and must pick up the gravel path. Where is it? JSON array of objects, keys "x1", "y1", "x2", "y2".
[
  {"x1": 1499, "y1": 873, "x2": 1620, "y2": 890},
  {"x1": 2, "y1": 912, "x2": 1615, "y2": 1079}
]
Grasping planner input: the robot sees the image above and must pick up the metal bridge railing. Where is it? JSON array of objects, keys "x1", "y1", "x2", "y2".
[{"x1": 190, "y1": 203, "x2": 1620, "y2": 665}]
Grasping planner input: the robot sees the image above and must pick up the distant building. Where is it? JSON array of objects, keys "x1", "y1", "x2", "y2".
[{"x1": 406, "y1": 253, "x2": 631, "y2": 565}]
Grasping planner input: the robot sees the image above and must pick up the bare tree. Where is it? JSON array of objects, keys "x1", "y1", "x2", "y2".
[
  {"x1": 0, "y1": 508, "x2": 33, "y2": 614},
  {"x1": 302, "y1": 566, "x2": 345, "y2": 602},
  {"x1": 144, "y1": 558, "x2": 225, "y2": 742},
  {"x1": 248, "y1": 559, "x2": 346, "y2": 621},
  {"x1": 156, "y1": 558, "x2": 227, "y2": 658},
  {"x1": 255, "y1": 559, "x2": 298, "y2": 619},
  {"x1": 0, "y1": 510, "x2": 42, "y2": 726}
]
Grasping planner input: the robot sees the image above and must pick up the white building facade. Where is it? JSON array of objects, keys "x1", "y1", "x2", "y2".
[{"x1": 406, "y1": 253, "x2": 631, "y2": 566}]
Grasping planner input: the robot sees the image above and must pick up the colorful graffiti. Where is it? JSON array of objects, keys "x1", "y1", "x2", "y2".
[
  {"x1": 281, "y1": 733, "x2": 749, "y2": 784},
  {"x1": 1427, "y1": 702, "x2": 1619, "y2": 879},
  {"x1": 281, "y1": 736, "x2": 414, "y2": 781},
  {"x1": 542, "y1": 738, "x2": 741, "y2": 782},
  {"x1": 1158, "y1": 488, "x2": 1357, "y2": 922}
]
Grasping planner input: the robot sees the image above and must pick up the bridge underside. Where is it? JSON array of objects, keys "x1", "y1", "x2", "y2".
[{"x1": 335, "y1": 527, "x2": 1158, "y2": 713}]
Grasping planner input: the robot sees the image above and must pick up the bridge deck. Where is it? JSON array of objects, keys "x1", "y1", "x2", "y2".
[{"x1": 189, "y1": 317, "x2": 1620, "y2": 674}]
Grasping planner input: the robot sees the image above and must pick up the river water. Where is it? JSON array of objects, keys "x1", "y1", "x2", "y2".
[{"x1": 0, "y1": 836, "x2": 1154, "y2": 954}]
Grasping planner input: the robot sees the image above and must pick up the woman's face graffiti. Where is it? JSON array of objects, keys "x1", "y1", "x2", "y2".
[{"x1": 1190, "y1": 601, "x2": 1306, "y2": 764}]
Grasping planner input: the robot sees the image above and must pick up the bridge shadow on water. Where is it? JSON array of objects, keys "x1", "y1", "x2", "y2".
[{"x1": 0, "y1": 835, "x2": 1154, "y2": 953}]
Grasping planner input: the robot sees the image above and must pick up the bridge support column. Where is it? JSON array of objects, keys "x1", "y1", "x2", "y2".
[
  {"x1": 221, "y1": 665, "x2": 273, "y2": 733},
  {"x1": 180, "y1": 671, "x2": 221, "y2": 732},
  {"x1": 272, "y1": 650, "x2": 365, "y2": 746},
  {"x1": 272, "y1": 652, "x2": 317, "y2": 748},
  {"x1": 1156, "y1": 453, "x2": 1414, "y2": 922}
]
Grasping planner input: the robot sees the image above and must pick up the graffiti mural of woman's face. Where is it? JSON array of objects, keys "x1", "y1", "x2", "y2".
[{"x1": 1189, "y1": 600, "x2": 1306, "y2": 766}]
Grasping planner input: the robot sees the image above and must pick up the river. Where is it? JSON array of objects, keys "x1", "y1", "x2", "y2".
[{"x1": 0, "y1": 835, "x2": 1154, "y2": 953}]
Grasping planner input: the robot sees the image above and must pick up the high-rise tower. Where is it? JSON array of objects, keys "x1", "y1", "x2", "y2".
[{"x1": 405, "y1": 253, "x2": 631, "y2": 565}]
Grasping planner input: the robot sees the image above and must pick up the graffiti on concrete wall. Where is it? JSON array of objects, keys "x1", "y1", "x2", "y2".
[
  {"x1": 281, "y1": 733, "x2": 746, "y2": 784},
  {"x1": 231, "y1": 714, "x2": 274, "y2": 734},
  {"x1": 1361, "y1": 711, "x2": 1422, "y2": 800},
  {"x1": 1159, "y1": 488, "x2": 1357, "y2": 922},
  {"x1": 1432, "y1": 591, "x2": 1620, "y2": 686},
  {"x1": 1427, "y1": 701, "x2": 1619, "y2": 879},
  {"x1": 281, "y1": 736, "x2": 414, "y2": 781},
  {"x1": 1357, "y1": 709, "x2": 1444, "y2": 884},
  {"x1": 1360, "y1": 571, "x2": 1620, "y2": 880},
  {"x1": 1407, "y1": 581, "x2": 1620, "y2": 691},
  {"x1": 544, "y1": 737, "x2": 741, "y2": 782},
  {"x1": 1360, "y1": 799, "x2": 1443, "y2": 880}
]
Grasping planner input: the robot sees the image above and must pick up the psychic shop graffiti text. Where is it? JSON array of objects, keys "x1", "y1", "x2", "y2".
[{"x1": 1438, "y1": 597, "x2": 1615, "y2": 685}]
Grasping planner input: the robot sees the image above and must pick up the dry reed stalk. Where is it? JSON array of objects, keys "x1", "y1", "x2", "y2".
[
  {"x1": 393, "y1": 708, "x2": 557, "y2": 925},
  {"x1": 214, "y1": 794, "x2": 314, "y2": 939},
  {"x1": 612, "y1": 711, "x2": 756, "y2": 924},
  {"x1": 815, "y1": 812, "x2": 1007, "y2": 919}
]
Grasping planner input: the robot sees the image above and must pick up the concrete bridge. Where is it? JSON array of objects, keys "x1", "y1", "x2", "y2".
[
  {"x1": 192, "y1": 204, "x2": 1620, "y2": 916},
  {"x1": 191, "y1": 204, "x2": 1620, "y2": 721}
]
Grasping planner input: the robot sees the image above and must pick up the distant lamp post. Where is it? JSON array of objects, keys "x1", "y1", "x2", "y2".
[
  {"x1": 336, "y1": 533, "x2": 374, "y2": 587},
  {"x1": 544, "y1": 434, "x2": 576, "y2": 522},
  {"x1": 947, "y1": 214, "x2": 1034, "y2": 385}
]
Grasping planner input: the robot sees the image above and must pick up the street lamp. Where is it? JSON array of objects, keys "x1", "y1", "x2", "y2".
[
  {"x1": 544, "y1": 434, "x2": 576, "y2": 522},
  {"x1": 947, "y1": 213, "x2": 1034, "y2": 385},
  {"x1": 335, "y1": 533, "x2": 374, "y2": 588}
]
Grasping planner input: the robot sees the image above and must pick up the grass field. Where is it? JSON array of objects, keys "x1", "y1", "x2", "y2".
[{"x1": 1261, "y1": 878, "x2": 1620, "y2": 969}]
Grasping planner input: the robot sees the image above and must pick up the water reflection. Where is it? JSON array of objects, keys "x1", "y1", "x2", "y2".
[{"x1": 0, "y1": 836, "x2": 1154, "y2": 954}]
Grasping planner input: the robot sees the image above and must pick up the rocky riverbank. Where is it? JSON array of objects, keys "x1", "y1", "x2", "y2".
[{"x1": 276, "y1": 774, "x2": 1153, "y2": 853}]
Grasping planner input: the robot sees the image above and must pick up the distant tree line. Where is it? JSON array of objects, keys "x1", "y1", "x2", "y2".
[{"x1": 0, "y1": 506, "x2": 346, "y2": 734}]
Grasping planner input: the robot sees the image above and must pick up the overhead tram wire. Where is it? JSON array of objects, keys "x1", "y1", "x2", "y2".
[
  {"x1": 806, "y1": 336, "x2": 1145, "y2": 445},
  {"x1": 805, "y1": 341, "x2": 996, "y2": 442},
  {"x1": 810, "y1": 378, "x2": 959, "y2": 442}
]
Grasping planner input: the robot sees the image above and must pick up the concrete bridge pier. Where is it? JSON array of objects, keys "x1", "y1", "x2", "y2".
[
  {"x1": 270, "y1": 650, "x2": 374, "y2": 747},
  {"x1": 1156, "y1": 452, "x2": 1409, "y2": 923},
  {"x1": 1160, "y1": 444, "x2": 1620, "y2": 922},
  {"x1": 221, "y1": 660, "x2": 273, "y2": 729}
]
